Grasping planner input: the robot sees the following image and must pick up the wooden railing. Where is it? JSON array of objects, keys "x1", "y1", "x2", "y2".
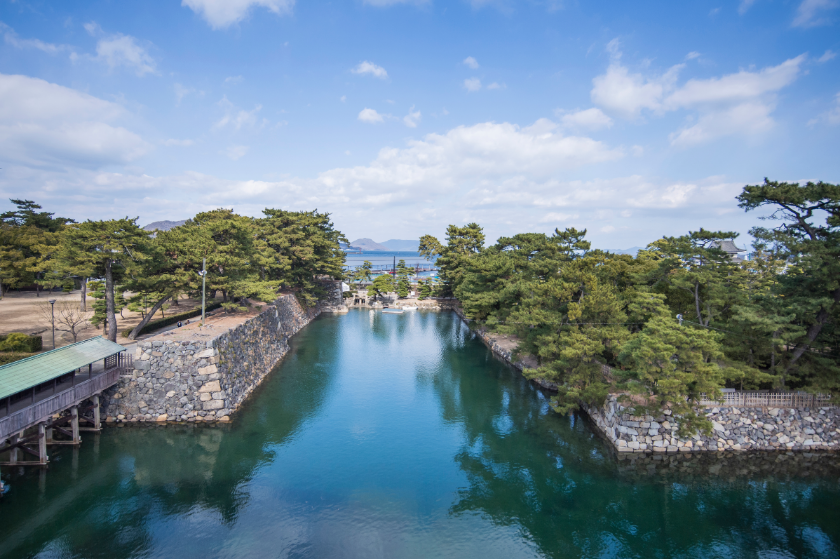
[
  {"x1": 698, "y1": 390, "x2": 832, "y2": 408},
  {"x1": 0, "y1": 358, "x2": 128, "y2": 441}
]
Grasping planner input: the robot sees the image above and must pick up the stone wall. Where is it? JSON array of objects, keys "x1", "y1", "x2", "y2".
[
  {"x1": 455, "y1": 307, "x2": 840, "y2": 454},
  {"x1": 584, "y1": 395, "x2": 840, "y2": 453},
  {"x1": 103, "y1": 294, "x2": 318, "y2": 423}
]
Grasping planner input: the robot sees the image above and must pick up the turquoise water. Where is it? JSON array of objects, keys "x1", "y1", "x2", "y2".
[{"x1": 1, "y1": 310, "x2": 839, "y2": 558}]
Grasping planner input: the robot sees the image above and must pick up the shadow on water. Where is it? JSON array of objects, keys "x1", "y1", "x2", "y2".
[
  {"x1": 0, "y1": 319, "x2": 337, "y2": 559},
  {"x1": 427, "y1": 317, "x2": 840, "y2": 559},
  {"x1": 0, "y1": 311, "x2": 838, "y2": 559}
]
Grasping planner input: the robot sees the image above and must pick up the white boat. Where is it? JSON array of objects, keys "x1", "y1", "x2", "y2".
[
  {"x1": 382, "y1": 308, "x2": 404, "y2": 314},
  {"x1": 402, "y1": 306, "x2": 418, "y2": 310}
]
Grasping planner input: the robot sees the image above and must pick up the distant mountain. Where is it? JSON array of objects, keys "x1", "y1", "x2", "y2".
[
  {"x1": 349, "y1": 238, "x2": 390, "y2": 251},
  {"x1": 143, "y1": 219, "x2": 187, "y2": 232},
  {"x1": 380, "y1": 239, "x2": 419, "y2": 251},
  {"x1": 603, "y1": 247, "x2": 644, "y2": 255},
  {"x1": 339, "y1": 242, "x2": 362, "y2": 250}
]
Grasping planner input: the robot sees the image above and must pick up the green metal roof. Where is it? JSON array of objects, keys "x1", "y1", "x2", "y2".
[{"x1": 0, "y1": 337, "x2": 126, "y2": 400}]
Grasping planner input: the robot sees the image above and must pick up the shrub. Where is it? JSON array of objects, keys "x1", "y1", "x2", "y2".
[
  {"x1": 0, "y1": 352, "x2": 37, "y2": 366},
  {"x1": 121, "y1": 302, "x2": 223, "y2": 338},
  {"x1": 0, "y1": 333, "x2": 43, "y2": 352}
]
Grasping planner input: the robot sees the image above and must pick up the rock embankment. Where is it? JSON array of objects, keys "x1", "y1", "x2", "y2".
[
  {"x1": 103, "y1": 294, "x2": 318, "y2": 423},
  {"x1": 585, "y1": 395, "x2": 840, "y2": 453}
]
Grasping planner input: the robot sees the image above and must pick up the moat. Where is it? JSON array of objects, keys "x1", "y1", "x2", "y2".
[{"x1": 2, "y1": 310, "x2": 839, "y2": 558}]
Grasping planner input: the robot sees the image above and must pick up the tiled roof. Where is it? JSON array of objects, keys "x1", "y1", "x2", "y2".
[
  {"x1": 712, "y1": 240, "x2": 746, "y2": 253},
  {"x1": 0, "y1": 337, "x2": 126, "y2": 400}
]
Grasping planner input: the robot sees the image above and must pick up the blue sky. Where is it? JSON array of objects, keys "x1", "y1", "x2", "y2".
[{"x1": 0, "y1": 0, "x2": 838, "y2": 248}]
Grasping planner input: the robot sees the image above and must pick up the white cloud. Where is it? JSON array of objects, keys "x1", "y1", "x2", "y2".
[
  {"x1": 362, "y1": 0, "x2": 429, "y2": 5},
  {"x1": 818, "y1": 49, "x2": 837, "y2": 63},
  {"x1": 487, "y1": 82, "x2": 505, "y2": 90},
  {"x1": 591, "y1": 41, "x2": 683, "y2": 117},
  {"x1": 739, "y1": 0, "x2": 757, "y2": 14},
  {"x1": 351, "y1": 61, "x2": 388, "y2": 79},
  {"x1": 358, "y1": 108, "x2": 385, "y2": 123},
  {"x1": 464, "y1": 78, "x2": 482, "y2": 91},
  {"x1": 403, "y1": 105, "x2": 421, "y2": 128},
  {"x1": 685, "y1": 51, "x2": 701, "y2": 60},
  {"x1": 214, "y1": 96, "x2": 263, "y2": 130},
  {"x1": 792, "y1": 0, "x2": 838, "y2": 27},
  {"x1": 340, "y1": 95, "x2": 347, "y2": 102},
  {"x1": 83, "y1": 21, "x2": 102, "y2": 36},
  {"x1": 223, "y1": 145, "x2": 249, "y2": 160},
  {"x1": 463, "y1": 56, "x2": 479, "y2": 69},
  {"x1": 182, "y1": 0, "x2": 295, "y2": 29},
  {"x1": 592, "y1": 41, "x2": 806, "y2": 144},
  {"x1": 669, "y1": 101, "x2": 775, "y2": 146},
  {"x1": 1, "y1": 22, "x2": 71, "y2": 55},
  {"x1": 0, "y1": 73, "x2": 151, "y2": 169},
  {"x1": 163, "y1": 138, "x2": 194, "y2": 147},
  {"x1": 224, "y1": 75, "x2": 244, "y2": 84},
  {"x1": 539, "y1": 212, "x2": 578, "y2": 223},
  {"x1": 809, "y1": 92, "x2": 840, "y2": 125},
  {"x1": 94, "y1": 34, "x2": 157, "y2": 76},
  {"x1": 663, "y1": 55, "x2": 805, "y2": 109},
  {"x1": 174, "y1": 83, "x2": 195, "y2": 105},
  {"x1": 559, "y1": 108, "x2": 613, "y2": 130}
]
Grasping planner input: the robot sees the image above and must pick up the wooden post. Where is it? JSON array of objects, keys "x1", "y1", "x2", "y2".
[
  {"x1": 9, "y1": 432, "x2": 20, "y2": 465},
  {"x1": 46, "y1": 426, "x2": 54, "y2": 443},
  {"x1": 71, "y1": 406, "x2": 81, "y2": 444},
  {"x1": 38, "y1": 423, "x2": 48, "y2": 465},
  {"x1": 93, "y1": 395, "x2": 101, "y2": 430}
]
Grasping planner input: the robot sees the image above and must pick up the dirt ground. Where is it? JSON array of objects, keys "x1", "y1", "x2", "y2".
[{"x1": 0, "y1": 290, "x2": 219, "y2": 349}]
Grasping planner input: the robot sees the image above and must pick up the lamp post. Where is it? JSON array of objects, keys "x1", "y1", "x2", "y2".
[
  {"x1": 48, "y1": 299, "x2": 57, "y2": 349},
  {"x1": 199, "y1": 258, "x2": 207, "y2": 326}
]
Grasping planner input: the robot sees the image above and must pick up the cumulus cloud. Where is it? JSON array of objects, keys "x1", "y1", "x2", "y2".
[
  {"x1": 224, "y1": 75, "x2": 244, "y2": 84},
  {"x1": 463, "y1": 56, "x2": 479, "y2": 69},
  {"x1": 809, "y1": 92, "x2": 840, "y2": 126},
  {"x1": 1, "y1": 22, "x2": 72, "y2": 55},
  {"x1": 351, "y1": 61, "x2": 388, "y2": 79},
  {"x1": 464, "y1": 78, "x2": 481, "y2": 91},
  {"x1": 214, "y1": 96, "x2": 263, "y2": 130},
  {"x1": 487, "y1": 82, "x2": 505, "y2": 90},
  {"x1": 174, "y1": 83, "x2": 195, "y2": 105},
  {"x1": 818, "y1": 49, "x2": 837, "y2": 63},
  {"x1": 792, "y1": 0, "x2": 838, "y2": 27},
  {"x1": 182, "y1": 0, "x2": 295, "y2": 29},
  {"x1": 559, "y1": 108, "x2": 613, "y2": 130},
  {"x1": 223, "y1": 145, "x2": 249, "y2": 160},
  {"x1": 94, "y1": 33, "x2": 157, "y2": 76},
  {"x1": 739, "y1": 0, "x2": 758, "y2": 14},
  {"x1": 0, "y1": 73, "x2": 151, "y2": 169},
  {"x1": 358, "y1": 108, "x2": 385, "y2": 123},
  {"x1": 403, "y1": 105, "x2": 421, "y2": 128},
  {"x1": 162, "y1": 138, "x2": 194, "y2": 147},
  {"x1": 592, "y1": 40, "x2": 806, "y2": 144}
]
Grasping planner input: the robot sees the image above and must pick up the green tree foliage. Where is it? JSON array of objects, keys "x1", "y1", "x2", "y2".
[
  {"x1": 55, "y1": 218, "x2": 150, "y2": 341},
  {"x1": 368, "y1": 274, "x2": 394, "y2": 301},
  {"x1": 737, "y1": 179, "x2": 840, "y2": 391},
  {"x1": 417, "y1": 278, "x2": 433, "y2": 300},
  {"x1": 419, "y1": 223, "x2": 484, "y2": 296},
  {"x1": 258, "y1": 209, "x2": 347, "y2": 306},
  {"x1": 396, "y1": 259, "x2": 410, "y2": 298},
  {"x1": 0, "y1": 199, "x2": 73, "y2": 296}
]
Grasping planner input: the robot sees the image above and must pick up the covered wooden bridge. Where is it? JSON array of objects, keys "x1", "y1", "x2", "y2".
[{"x1": 0, "y1": 337, "x2": 131, "y2": 486}]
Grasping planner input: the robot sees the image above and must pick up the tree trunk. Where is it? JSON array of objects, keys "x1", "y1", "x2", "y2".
[
  {"x1": 36, "y1": 283, "x2": 40, "y2": 297},
  {"x1": 783, "y1": 288, "x2": 840, "y2": 376},
  {"x1": 80, "y1": 278, "x2": 87, "y2": 312},
  {"x1": 105, "y1": 260, "x2": 117, "y2": 342},
  {"x1": 128, "y1": 294, "x2": 172, "y2": 340},
  {"x1": 694, "y1": 282, "x2": 703, "y2": 325}
]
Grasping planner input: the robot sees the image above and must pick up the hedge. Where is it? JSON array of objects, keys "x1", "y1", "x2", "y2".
[
  {"x1": 0, "y1": 333, "x2": 43, "y2": 353},
  {"x1": 121, "y1": 302, "x2": 224, "y2": 338},
  {"x1": 0, "y1": 352, "x2": 38, "y2": 366}
]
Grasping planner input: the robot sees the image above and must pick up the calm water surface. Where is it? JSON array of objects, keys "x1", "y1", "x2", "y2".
[{"x1": 2, "y1": 311, "x2": 839, "y2": 558}]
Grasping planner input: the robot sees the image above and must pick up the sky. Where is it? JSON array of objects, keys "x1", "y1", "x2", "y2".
[{"x1": 0, "y1": 0, "x2": 838, "y2": 249}]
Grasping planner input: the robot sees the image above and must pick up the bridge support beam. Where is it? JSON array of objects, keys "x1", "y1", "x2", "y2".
[
  {"x1": 9, "y1": 432, "x2": 21, "y2": 465},
  {"x1": 38, "y1": 423, "x2": 48, "y2": 466},
  {"x1": 71, "y1": 406, "x2": 81, "y2": 445},
  {"x1": 93, "y1": 395, "x2": 101, "y2": 430}
]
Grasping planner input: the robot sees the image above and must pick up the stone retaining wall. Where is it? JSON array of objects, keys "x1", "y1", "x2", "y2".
[
  {"x1": 102, "y1": 294, "x2": 318, "y2": 423},
  {"x1": 585, "y1": 395, "x2": 840, "y2": 453},
  {"x1": 455, "y1": 307, "x2": 840, "y2": 454}
]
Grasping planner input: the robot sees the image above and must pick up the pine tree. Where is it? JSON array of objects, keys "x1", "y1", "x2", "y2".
[{"x1": 396, "y1": 259, "x2": 410, "y2": 298}]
